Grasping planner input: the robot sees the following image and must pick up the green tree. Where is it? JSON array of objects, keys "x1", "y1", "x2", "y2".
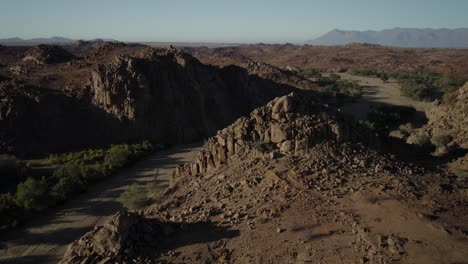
[
  {"x1": 51, "y1": 163, "x2": 87, "y2": 201},
  {"x1": 105, "y1": 145, "x2": 132, "y2": 168},
  {"x1": 15, "y1": 177, "x2": 49, "y2": 210}
]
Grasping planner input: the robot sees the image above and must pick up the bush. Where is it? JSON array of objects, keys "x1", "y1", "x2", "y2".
[
  {"x1": 364, "y1": 105, "x2": 416, "y2": 134},
  {"x1": 0, "y1": 193, "x2": 20, "y2": 228},
  {"x1": 117, "y1": 184, "x2": 149, "y2": 210},
  {"x1": 297, "y1": 68, "x2": 321, "y2": 79},
  {"x1": 413, "y1": 134, "x2": 431, "y2": 147},
  {"x1": 48, "y1": 149, "x2": 105, "y2": 164},
  {"x1": 431, "y1": 133, "x2": 452, "y2": 148},
  {"x1": 318, "y1": 77, "x2": 363, "y2": 97},
  {"x1": 105, "y1": 145, "x2": 132, "y2": 168},
  {"x1": 400, "y1": 81, "x2": 434, "y2": 101},
  {"x1": 15, "y1": 177, "x2": 49, "y2": 211},
  {"x1": 51, "y1": 162, "x2": 87, "y2": 201}
]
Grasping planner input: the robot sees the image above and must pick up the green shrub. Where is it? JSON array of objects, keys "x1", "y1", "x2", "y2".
[
  {"x1": 364, "y1": 105, "x2": 416, "y2": 134},
  {"x1": 400, "y1": 81, "x2": 434, "y2": 101},
  {"x1": 51, "y1": 162, "x2": 87, "y2": 201},
  {"x1": 413, "y1": 134, "x2": 431, "y2": 147},
  {"x1": 117, "y1": 184, "x2": 149, "y2": 210},
  {"x1": 319, "y1": 78, "x2": 363, "y2": 97},
  {"x1": 0, "y1": 193, "x2": 20, "y2": 228},
  {"x1": 48, "y1": 148, "x2": 105, "y2": 164},
  {"x1": 430, "y1": 133, "x2": 452, "y2": 148},
  {"x1": 297, "y1": 68, "x2": 321, "y2": 79},
  {"x1": 15, "y1": 177, "x2": 49, "y2": 211},
  {"x1": 105, "y1": 145, "x2": 132, "y2": 168}
]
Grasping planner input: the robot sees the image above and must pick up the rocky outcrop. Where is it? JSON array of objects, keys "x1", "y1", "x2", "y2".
[
  {"x1": 419, "y1": 83, "x2": 468, "y2": 149},
  {"x1": 243, "y1": 60, "x2": 318, "y2": 90},
  {"x1": 61, "y1": 91, "x2": 468, "y2": 264},
  {"x1": 0, "y1": 47, "x2": 298, "y2": 156},
  {"x1": 172, "y1": 93, "x2": 391, "y2": 183},
  {"x1": 22, "y1": 45, "x2": 76, "y2": 64},
  {"x1": 87, "y1": 48, "x2": 297, "y2": 147},
  {"x1": 60, "y1": 212, "x2": 176, "y2": 264}
]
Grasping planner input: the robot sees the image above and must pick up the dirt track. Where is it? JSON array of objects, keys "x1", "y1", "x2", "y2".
[
  {"x1": 0, "y1": 143, "x2": 202, "y2": 264},
  {"x1": 338, "y1": 73, "x2": 431, "y2": 120}
]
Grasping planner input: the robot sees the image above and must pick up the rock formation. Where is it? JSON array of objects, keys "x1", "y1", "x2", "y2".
[
  {"x1": 22, "y1": 45, "x2": 76, "y2": 64},
  {"x1": 0, "y1": 45, "x2": 298, "y2": 156},
  {"x1": 61, "y1": 93, "x2": 468, "y2": 263},
  {"x1": 417, "y1": 83, "x2": 468, "y2": 149}
]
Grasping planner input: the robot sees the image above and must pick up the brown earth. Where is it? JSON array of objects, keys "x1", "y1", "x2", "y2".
[
  {"x1": 2, "y1": 42, "x2": 468, "y2": 264},
  {"x1": 185, "y1": 43, "x2": 468, "y2": 76},
  {"x1": 60, "y1": 93, "x2": 468, "y2": 263}
]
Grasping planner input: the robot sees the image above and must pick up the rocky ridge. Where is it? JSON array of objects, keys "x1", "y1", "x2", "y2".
[
  {"x1": 0, "y1": 45, "x2": 298, "y2": 156},
  {"x1": 61, "y1": 94, "x2": 468, "y2": 263},
  {"x1": 22, "y1": 44, "x2": 76, "y2": 64}
]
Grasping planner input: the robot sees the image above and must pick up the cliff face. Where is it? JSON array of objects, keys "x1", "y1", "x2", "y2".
[{"x1": 0, "y1": 47, "x2": 296, "y2": 156}]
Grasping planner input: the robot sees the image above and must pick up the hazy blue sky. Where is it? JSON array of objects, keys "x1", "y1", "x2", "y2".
[{"x1": 1, "y1": 0, "x2": 467, "y2": 43}]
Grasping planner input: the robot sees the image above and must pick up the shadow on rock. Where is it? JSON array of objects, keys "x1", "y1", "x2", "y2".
[{"x1": 60, "y1": 211, "x2": 239, "y2": 263}]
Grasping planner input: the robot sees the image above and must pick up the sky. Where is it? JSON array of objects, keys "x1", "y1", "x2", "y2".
[{"x1": 0, "y1": 0, "x2": 467, "y2": 43}]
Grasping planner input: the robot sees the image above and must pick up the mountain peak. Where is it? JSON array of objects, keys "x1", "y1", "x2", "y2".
[{"x1": 305, "y1": 28, "x2": 468, "y2": 48}]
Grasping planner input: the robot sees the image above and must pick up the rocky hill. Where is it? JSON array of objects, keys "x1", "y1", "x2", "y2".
[
  {"x1": 410, "y1": 83, "x2": 468, "y2": 172},
  {"x1": 61, "y1": 94, "x2": 468, "y2": 263},
  {"x1": 0, "y1": 44, "x2": 299, "y2": 156},
  {"x1": 420, "y1": 83, "x2": 468, "y2": 149}
]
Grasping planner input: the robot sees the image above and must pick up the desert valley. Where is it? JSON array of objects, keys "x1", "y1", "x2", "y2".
[{"x1": 1, "y1": 2, "x2": 468, "y2": 264}]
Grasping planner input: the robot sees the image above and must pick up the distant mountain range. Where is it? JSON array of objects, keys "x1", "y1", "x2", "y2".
[
  {"x1": 305, "y1": 28, "x2": 468, "y2": 48},
  {"x1": 0, "y1": 37, "x2": 117, "y2": 46}
]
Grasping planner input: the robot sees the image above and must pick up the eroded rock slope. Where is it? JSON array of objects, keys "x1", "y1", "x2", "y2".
[
  {"x1": 0, "y1": 45, "x2": 297, "y2": 156},
  {"x1": 61, "y1": 93, "x2": 468, "y2": 264}
]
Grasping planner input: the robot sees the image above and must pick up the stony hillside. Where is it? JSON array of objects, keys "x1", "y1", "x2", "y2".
[
  {"x1": 418, "y1": 83, "x2": 468, "y2": 149},
  {"x1": 0, "y1": 44, "x2": 299, "y2": 156},
  {"x1": 61, "y1": 93, "x2": 468, "y2": 264}
]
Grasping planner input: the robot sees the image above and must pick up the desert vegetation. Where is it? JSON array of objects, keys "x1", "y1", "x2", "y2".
[
  {"x1": 296, "y1": 70, "x2": 364, "y2": 97},
  {"x1": 0, "y1": 140, "x2": 157, "y2": 230},
  {"x1": 359, "y1": 105, "x2": 416, "y2": 134},
  {"x1": 117, "y1": 181, "x2": 167, "y2": 210},
  {"x1": 351, "y1": 69, "x2": 467, "y2": 101}
]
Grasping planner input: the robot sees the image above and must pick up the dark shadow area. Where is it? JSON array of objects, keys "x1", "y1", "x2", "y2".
[
  {"x1": 3, "y1": 226, "x2": 91, "y2": 246},
  {"x1": 157, "y1": 220, "x2": 240, "y2": 255},
  {"x1": 306, "y1": 230, "x2": 338, "y2": 242},
  {"x1": 0, "y1": 255, "x2": 57, "y2": 264},
  {"x1": 289, "y1": 224, "x2": 319, "y2": 233}
]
